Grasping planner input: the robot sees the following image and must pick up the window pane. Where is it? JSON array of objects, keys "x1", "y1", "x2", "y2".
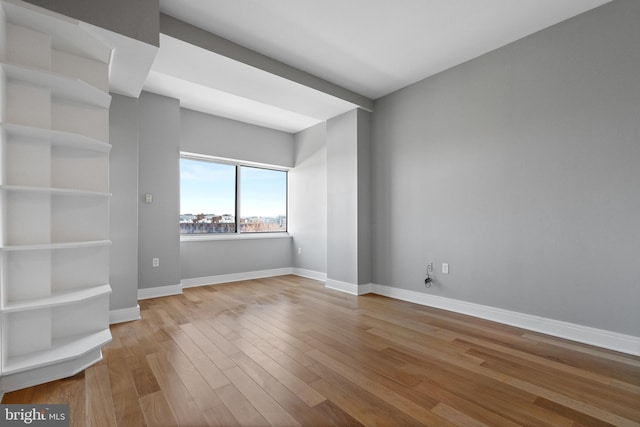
[
  {"x1": 239, "y1": 166, "x2": 287, "y2": 233},
  {"x1": 180, "y1": 158, "x2": 236, "y2": 233}
]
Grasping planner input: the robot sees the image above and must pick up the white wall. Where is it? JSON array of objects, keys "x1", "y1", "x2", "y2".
[{"x1": 371, "y1": 0, "x2": 640, "y2": 336}]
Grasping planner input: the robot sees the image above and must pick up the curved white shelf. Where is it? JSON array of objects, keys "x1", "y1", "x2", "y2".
[
  {"x1": 0, "y1": 184, "x2": 111, "y2": 197},
  {"x1": 0, "y1": 122, "x2": 110, "y2": 152},
  {"x1": 0, "y1": 0, "x2": 113, "y2": 395},
  {"x1": 1, "y1": 62, "x2": 111, "y2": 108},
  {"x1": 3, "y1": 329, "x2": 112, "y2": 375},
  {"x1": 2, "y1": 284, "x2": 112, "y2": 312},
  {"x1": 0, "y1": 240, "x2": 111, "y2": 252}
]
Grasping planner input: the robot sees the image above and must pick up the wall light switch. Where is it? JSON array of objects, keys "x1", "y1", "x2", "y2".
[{"x1": 442, "y1": 263, "x2": 449, "y2": 274}]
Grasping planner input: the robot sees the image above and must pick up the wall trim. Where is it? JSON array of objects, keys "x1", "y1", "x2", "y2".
[
  {"x1": 131, "y1": 273, "x2": 639, "y2": 356},
  {"x1": 181, "y1": 268, "x2": 293, "y2": 288},
  {"x1": 109, "y1": 305, "x2": 141, "y2": 324},
  {"x1": 138, "y1": 284, "x2": 183, "y2": 300},
  {"x1": 325, "y1": 279, "x2": 359, "y2": 295},
  {"x1": 292, "y1": 268, "x2": 327, "y2": 281},
  {"x1": 0, "y1": 349, "x2": 103, "y2": 395},
  {"x1": 371, "y1": 284, "x2": 640, "y2": 356},
  {"x1": 358, "y1": 283, "x2": 374, "y2": 295},
  {"x1": 323, "y1": 279, "x2": 373, "y2": 296}
]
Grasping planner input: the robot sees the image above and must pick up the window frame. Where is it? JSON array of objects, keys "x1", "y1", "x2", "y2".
[{"x1": 179, "y1": 152, "x2": 289, "y2": 240}]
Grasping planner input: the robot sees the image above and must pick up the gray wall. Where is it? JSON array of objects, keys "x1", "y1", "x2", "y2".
[
  {"x1": 181, "y1": 108, "x2": 294, "y2": 168},
  {"x1": 181, "y1": 237, "x2": 292, "y2": 279},
  {"x1": 179, "y1": 108, "x2": 295, "y2": 281},
  {"x1": 326, "y1": 109, "x2": 371, "y2": 286},
  {"x1": 371, "y1": 0, "x2": 640, "y2": 336},
  {"x1": 109, "y1": 94, "x2": 139, "y2": 310},
  {"x1": 357, "y1": 110, "x2": 372, "y2": 285},
  {"x1": 24, "y1": 0, "x2": 159, "y2": 46},
  {"x1": 327, "y1": 111, "x2": 359, "y2": 285},
  {"x1": 290, "y1": 123, "x2": 327, "y2": 274},
  {"x1": 138, "y1": 92, "x2": 181, "y2": 289}
]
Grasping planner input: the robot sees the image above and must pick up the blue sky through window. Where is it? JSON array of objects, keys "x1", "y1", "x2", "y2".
[
  {"x1": 180, "y1": 159, "x2": 235, "y2": 216},
  {"x1": 180, "y1": 158, "x2": 286, "y2": 218},
  {"x1": 240, "y1": 166, "x2": 287, "y2": 217}
]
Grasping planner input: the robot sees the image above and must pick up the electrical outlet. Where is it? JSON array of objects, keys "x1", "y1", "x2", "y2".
[
  {"x1": 442, "y1": 263, "x2": 449, "y2": 274},
  {"x1": 153, "y1": 258, "x2": 159, "y2": 267},
  {"x1": 426, "y1": 263, "x2": 433, "y2": 273},
  {"x1": 298, "y1": 247, "x2": 302, "y2": 254}
]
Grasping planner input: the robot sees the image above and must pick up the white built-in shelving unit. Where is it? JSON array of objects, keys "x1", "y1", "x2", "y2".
[{"x1": 0, "y1": 0, "x2": 112, "y2": 393}]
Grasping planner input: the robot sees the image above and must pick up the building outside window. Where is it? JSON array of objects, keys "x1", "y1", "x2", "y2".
[{"x1": 180, "y1": 155, "x2": 287, "y2": 234}]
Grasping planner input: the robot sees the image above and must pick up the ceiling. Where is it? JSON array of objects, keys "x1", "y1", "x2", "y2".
[{"x1": 147, "y1": 0, "x2": 612, "y2": 133}]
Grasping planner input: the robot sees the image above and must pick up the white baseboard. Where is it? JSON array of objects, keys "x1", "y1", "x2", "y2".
[
  {"x1": 0, "y1": 349, "x2": 103, "y2": 394},
  {"x1": 181, "y1": 268, "x2": 293, "y2": 288},
  {"x1": 131, "y1": 273, "x2": 639, "y2": 356},
  {"x1": 325, "y1": 279, "x2": 359, "y2": 295},
  {"x1": 358, "y1": 283, "x2": 374, "y2": 295},
  {"x1": 372, "y1": 284, "x2": 640, "y2": 356},
  {"x1": 292, "y1": 268, "x2": 327, "y2": 281},
  {"x1": 110, "y1": 305, "x2": 141, "y2": 324},
  {"x1": 325, "y1": 279, "x2": 373, "y2": 296},
  {"x1": 138, "y1": 284, "x2": 183, "y2": 300}
]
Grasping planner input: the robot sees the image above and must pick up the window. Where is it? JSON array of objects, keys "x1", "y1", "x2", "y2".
[
  {"x1": 239, "y1": 166, "x2": 288, "y2": 233},
  {"x1": 180, "y1": 155, "x2": 287, "y2": 235}
]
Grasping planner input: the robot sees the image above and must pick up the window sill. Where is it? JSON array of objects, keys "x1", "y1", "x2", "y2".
[{"x1": 180, "y1": 232, "x2": 291, "y2": 243}]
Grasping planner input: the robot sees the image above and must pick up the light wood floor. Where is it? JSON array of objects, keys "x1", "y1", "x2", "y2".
[{"x1": 3, "y1": 275, "x2": 639, "y2": 426}]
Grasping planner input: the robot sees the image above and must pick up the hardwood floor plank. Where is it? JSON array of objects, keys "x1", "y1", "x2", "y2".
[
  {"x1": 160, "y1": 340, "x2": 224, "y2": 410},
  {"x1": 468, "y1": 346, "x2": 640, "y2": 421},
  {"x1": 305, "y1": 330, "x2": 422, "y2": 388},
  {"x1": 2, "y1": 276, "x2": 638, "y2": 427},
  {"x1": 455, "y1": 335, "x2": 633, "y2": 387},
  {"x1": 230, "y1": 334, "x2": 326, "y2": 407},
  {"x1": 409, "y1": 376, "x2": 523, "y2": 427},
  {"x1": 309, "y1": 363, "x2": 449, "y2": 427},
  {"x1": 145, "y1": 351, "x2": 210, "y2": 426},
  {"x1": 505, "y1": 375, "x2": 640, "y2": 426},
  {"x1": 522, "y1": 333, "x2": 640, "y2": 368},
  {"x1": 223, "y1": 366, "x2": 301, "y2": 426},
  {"x1": 201, "y1": 404, "x2": 241, "y2": 427},
  {"x1": 114, "y1": 323, "x2": 161, "y2": 397},
  {"x1": 534, "y1": 397, "x2": 619, "y2": 427},
  {"x1": 307, "y1": 348, "x2": 453, "y2": 426},
  {"x1": 235, "y1": 314, "x2": 317, "y2": 366},
  {"x1": 187, "y1": 320, "x2": 240, "y2": 369},
  {"x1": 312, "y1": 400, "x2": 365, "y2": 427},
  {"x1": 401, "y1": 352, "x2": 578, "y2": 426},
  {"x1": 171, "y1": 324, "x2": 230, "y2": 389},
  {"x1": 139, "y1": 391, "x2": 178, "y2": 427},
  {"x1": 432, "y1": 402, "x2": 492, "y2": 427},
  {"x1": 217, "y1": 315, "x2": 320, "y2": 384},
  {"x1": 85, "y1": 364, "x2": 117, "y2": 427},
  {"x1": 232, "y1": 352, "x2": 337, "y2": 426},
  {"x1": 107, "y1": 348, "x2": 147, "y2": 427},
  {"x1": 214, "y1": 383, "x2": 270, "y2": 426}
]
